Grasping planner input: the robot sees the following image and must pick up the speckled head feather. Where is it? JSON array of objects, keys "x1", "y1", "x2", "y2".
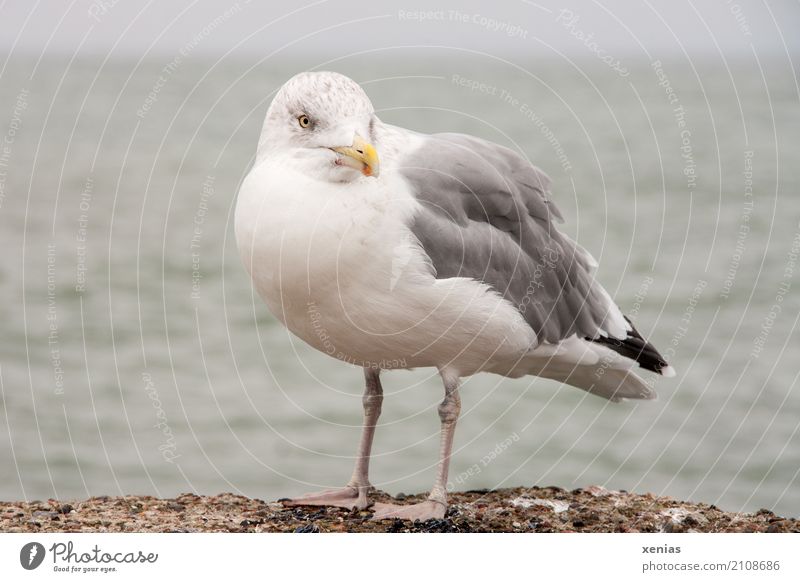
[
  {"x1": 273, "y1": 71, "x2": 373, "y2": 117},
  {"x1": 260, "y1": 71, "x2": 374, "y2": 148}
]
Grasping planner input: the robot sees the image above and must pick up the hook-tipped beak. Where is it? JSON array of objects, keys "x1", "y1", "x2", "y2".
[{"x1": 330, "y1": 134, "x2": 380, "y2": 177}]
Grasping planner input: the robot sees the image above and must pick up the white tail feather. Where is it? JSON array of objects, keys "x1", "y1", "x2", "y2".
[
  {"x1": 538, "y1": 365, "x2": 656, "y2": 402},
  {"x1": 524, "y1": 337, "x2": 657, "y2": 402}
]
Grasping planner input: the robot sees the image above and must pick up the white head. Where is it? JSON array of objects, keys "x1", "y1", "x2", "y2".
[{"x1": 258, "y1": 71, "x2": 380, "y2": 182}]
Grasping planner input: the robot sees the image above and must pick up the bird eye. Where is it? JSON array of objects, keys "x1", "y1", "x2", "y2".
[{"x1": 298, "y1": 114, "x2": 311, "y2": 128}]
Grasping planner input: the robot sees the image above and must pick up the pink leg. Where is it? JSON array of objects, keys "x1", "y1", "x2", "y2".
[
  {"x1": 282, "y1": 368, "x2": 383, "y2": 510},
  {"x1": 373, "y1": 369, "x2": 461, "y2": 521}
]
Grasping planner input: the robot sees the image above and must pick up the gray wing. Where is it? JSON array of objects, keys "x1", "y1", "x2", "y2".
[{"x1": 399, "y1": 132, "x2": 621, "y2": 344}]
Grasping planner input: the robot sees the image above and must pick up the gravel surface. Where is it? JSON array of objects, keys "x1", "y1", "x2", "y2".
[{"x1": 1, "y1": 487, "x2": 796, "y2": 533}]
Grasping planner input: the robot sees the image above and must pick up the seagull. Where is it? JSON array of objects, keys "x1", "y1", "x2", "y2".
[{"x1": 235, "y1": 71, "x2": 675, "y2": 521}]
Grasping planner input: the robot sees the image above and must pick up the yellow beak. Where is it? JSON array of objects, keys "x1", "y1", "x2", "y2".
[{"x1": 330, "y1": 134, "x2": 380, "y2": 177}]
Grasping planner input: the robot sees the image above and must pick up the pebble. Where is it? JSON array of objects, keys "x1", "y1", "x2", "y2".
[
  {"x1": 32, "y1": 510, "x2": 59, "y2": 520},
  {"x1": 386, "y1": 519, "x2": 406, "y2": 533},
  {"x1": 510, "y1": 497, "x2": 569, "y2": 513},
  {"x1": 586, "y1": 485, "x2": 617, "y2": 498},
  {"x1": 2, "y1": 488, "x2": 798, "y2": 533}
]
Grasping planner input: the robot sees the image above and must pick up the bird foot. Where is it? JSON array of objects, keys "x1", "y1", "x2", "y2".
[
  {"x1": 280, "y1": 486, "x2": 369, "y2": 510},
  {"x1": 371, "y1": 500, "x2": 446, "y2": 521}
]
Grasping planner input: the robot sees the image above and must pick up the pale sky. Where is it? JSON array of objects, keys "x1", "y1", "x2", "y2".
[{"x1": 1, "y1": 0, "x2": 798, "y2": 61}]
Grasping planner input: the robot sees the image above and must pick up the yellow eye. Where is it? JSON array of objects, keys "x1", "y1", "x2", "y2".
[{"x1": 298, "y1": 115, "x2": 311, "y2": 128}]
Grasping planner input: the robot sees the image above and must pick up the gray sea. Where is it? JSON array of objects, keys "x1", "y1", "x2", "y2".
[{"x1": 0, "y1": 53, "x2": 798, "y2": 516}]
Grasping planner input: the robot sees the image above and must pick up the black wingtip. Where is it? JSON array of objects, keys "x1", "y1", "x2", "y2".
[{"x1": 588, "y1": 317, "x2": 671, "y2": 375}]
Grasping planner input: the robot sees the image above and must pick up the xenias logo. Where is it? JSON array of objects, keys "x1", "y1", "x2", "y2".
[{"x1": 20, "y1": 542, "x2": 46, "y2": 570}]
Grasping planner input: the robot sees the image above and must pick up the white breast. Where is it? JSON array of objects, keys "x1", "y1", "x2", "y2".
[{"x1": 235, "y1": 159, "x2": 536, "y2": 376}]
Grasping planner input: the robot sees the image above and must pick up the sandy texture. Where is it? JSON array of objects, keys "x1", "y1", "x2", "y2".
[{"x1": 1, "y1": 487, "x2": 796, "y2": 533}]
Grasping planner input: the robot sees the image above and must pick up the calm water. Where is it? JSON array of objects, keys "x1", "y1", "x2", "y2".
[{"x1": 0, "y1": 53, "x2": 798, "y2": 516}]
